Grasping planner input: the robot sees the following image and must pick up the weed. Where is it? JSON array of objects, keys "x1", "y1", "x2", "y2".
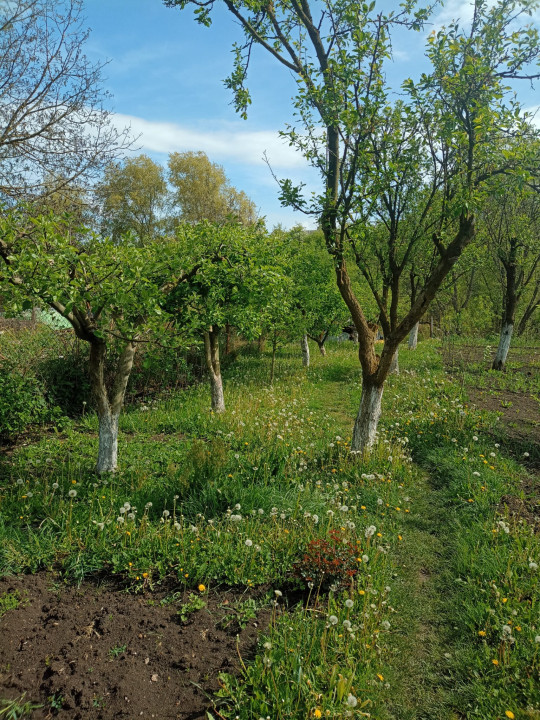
[
  {"x1": 0, "y1": 695, "x2": 43, "y2": 719},
  {"x1": 0, "y1": 591, "x2": 27, "y2": 619},
  {"x1": 108, "y1": 644, "x2": 127, "y2": 659},
  {"x1": 177, "y1": 593, "x2": 206, "y2": 623}
]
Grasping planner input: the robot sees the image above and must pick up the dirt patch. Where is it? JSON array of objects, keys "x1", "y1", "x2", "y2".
[
  {"x1": 0, "y1": 574, "x2": 272, "y2": 719},
  {"x1": 465, "y1": 387, "x2": 540, "y2": 447},
  {"x1": 498, "y1": 493, "x2": 540, "y2": 533}
]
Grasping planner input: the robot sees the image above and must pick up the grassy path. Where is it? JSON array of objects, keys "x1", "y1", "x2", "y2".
[
  {"x1": 306, "y1": 360, "x2": 459, "y2": 719},
  {"x1": 381, "y1": 470, "x2": 457, "y2": 720}
]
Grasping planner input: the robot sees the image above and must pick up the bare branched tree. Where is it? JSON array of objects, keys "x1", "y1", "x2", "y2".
[{"x1": 0, "y1": 0, "x2": 132, "y2": 201}]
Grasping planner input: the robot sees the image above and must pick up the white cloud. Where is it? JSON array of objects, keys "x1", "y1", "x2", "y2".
[{"x1": 111, "y1": 113, "x2": 308, "y2": 170}]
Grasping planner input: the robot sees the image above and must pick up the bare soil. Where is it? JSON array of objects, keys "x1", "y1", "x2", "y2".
[{"x1": 0, "y1": 573, "x2": 272, "y2": 719}]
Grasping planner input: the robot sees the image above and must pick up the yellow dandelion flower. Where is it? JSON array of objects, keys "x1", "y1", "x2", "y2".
[
  {"x1": 478, "y1": 630, "x2": 486, "y2": 637},
  {"x1": 377, "y1": 673, "x2": 384, "y2": 681},
  {"x1": 314, "y1": 710, "x2": 322, "y2": 719},
  {"x1": 492, "y1": 659, "x2": 499, "y2": 665},
  {"x1": 198, "y1": 584, "x2": 206, "y2": 592},
  {"x1": 505, "y1": 712, "x2": 515, "y2": 719}
]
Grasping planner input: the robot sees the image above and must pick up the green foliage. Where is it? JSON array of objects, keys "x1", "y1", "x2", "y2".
[
  {"x1": 0, "y1": 694, "x2": 42, "y2": 719},
  {"x1": 0, "y1": 365, "x2": 48, "y2": 438},
  {"x1": 177, "y1": 593, "x2": 206, "y2": 623},
  {"x1": 0, "y1": 590, "x2": 27, "y2": 618}
]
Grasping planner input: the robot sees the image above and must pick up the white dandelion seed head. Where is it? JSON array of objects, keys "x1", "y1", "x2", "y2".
[
  {"x1": 245, "y1": 539, "x2": 253, "y2": 547},
  {"x1": 328, "y1": 615, "x2": 338, "y2": 625},
  {"x1": 362, "y1": 554, "x2": 369, "y2": 563},
  {"x1": 162, "y1": 510, "x2": 170, "y2": 518},
  {"x1": 68, "y1": 489, "x2": 77, "y2": 498},
  {"x1": 365, "y1": 525, "x2": 377, "y2": 539},
  {"x1": 346, "y1": 694, "x2": 358, "y2": 708},
  {"x1": 345, "y1": 599, "x2": 354, "y2": 608}
]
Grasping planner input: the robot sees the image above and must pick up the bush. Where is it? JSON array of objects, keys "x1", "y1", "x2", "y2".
[{"x1": 0, "y1": 365, "x2": 48, "y2": 438}]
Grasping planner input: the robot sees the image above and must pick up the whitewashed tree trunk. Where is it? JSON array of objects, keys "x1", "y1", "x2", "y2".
[
  {"x1": 96, "y1": 411, "x2": 120, "y2": 474},
  {"x1": 210, "y1": 372, "x2": 225, "y2": 412},
  {"x1": 408, "y1": 322, "x2": 419, "y2": 349},
  {"x1": 89, "y1": 339, "x2": 137, "y2": 474},
  {"x1": 351, "y1": 380, "x2": 384, "y2": 452},
  {"x1": 204, "y1": 327, "x2": 225, "y2": 412},
  {"x1": 389, "y1": 348, "x2": 399, "y2": 374},
  {"x1": 492, "y1": 322, "x2": 513, "y2": 371},
  {"x1": 301, "y1": 334, "x2": 310, "y2": 367}
]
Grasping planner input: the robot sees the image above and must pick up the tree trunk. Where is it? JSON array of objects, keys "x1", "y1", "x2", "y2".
[
  {"x1": 492, "y1": 322, "x2": 513, "y2": 371},
  {"x1": 258, "y1": 333, "x2": 266, "y2": 353},
  {"x1": 301, "y1": 334, "x2": 310, "y2": 367},
  {"x1": 351, "y1": 377, "x2": 384, "y2": 452},
  {"x1": 270, "y1": 332, "x2": 277, "y2": 384},
  {"x1": 408, "y1": 322, "x2": 419, "y2": 349},
  {"x1": 96, "y1": 410, "x2": 120, "y2": 474},
  {"x1": 89, "y1": 338, "x2": 137, "y2": 474},
  {"x1": 389, "y1": 348, "x2": 399, "y2": 374},
  {"x1": 493, "y1": 248, "x2": 517, "y2": 371},
  {"x1": 204, "y1": 327, "x2": 225, "y2": 412},
  {"x1": 318, "y1": 340, "x2": 327, "y2": 356},
  {"x1": 430, "y1": 314, "x2": 434, "y2": 338}
]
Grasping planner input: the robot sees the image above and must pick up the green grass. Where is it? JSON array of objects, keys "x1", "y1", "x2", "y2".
[{"x1": 0, "y1": 339, "x2": 538, "y2": 718}]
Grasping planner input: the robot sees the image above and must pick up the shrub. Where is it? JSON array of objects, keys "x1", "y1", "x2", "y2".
[{"x1": 0, "y1": 364, "x2": 48, "y2": 438}]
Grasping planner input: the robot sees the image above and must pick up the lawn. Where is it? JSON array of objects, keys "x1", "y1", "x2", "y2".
[{"x1": 0, "y1": 339, "x2": 538, "y2": 719}]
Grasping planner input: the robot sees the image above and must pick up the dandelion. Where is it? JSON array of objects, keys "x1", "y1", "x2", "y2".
[
  {"x1": 274, "y1": 589, "x2": 282, "y2": 598},
  {"x1": 163, "y1": 510, "x2": 170, "y2": 518},
  {"x1": 52, "y1": 482, "x2": 59, "y2": 489},
  {"x1": 16, "y1": 479, "x2": 24, "y2": 485},
  {"x1": 340, "y1": 505, "x2": 349, "y2": 512},
  {"x1": 68, "y1": 489, "x2": 77, "y2": 498},
  {"x1": 123, "y1": 502, "x2": 131, "y2": 510},
  {"x1": 314, "y1": 709, "x2": 322, "y2": 719},
  {"x1": 245, "y1": 539, "x2": 253, "y2": 547},
  {"x1": 377, "y1": 498, "x2": 383, "y2": 505},
  {"x1": 345, "y1": 599, "x2": 354, "y2": 608},
  {"x1": 535, "y1": 636, "x2": 540, "y2": 643},
  {"x1": 523, "y1": 452, "x2": 530, "y2": 458},
  {"x1": 117, "y1": 516, "x2": 124, "y2": 524},
  {"x1": 230, "y1": 514, "x2": 242, "y2": 522},
  {"x1": 472, "y1": 436, "x2": 478, "y2": 441},
  {"x1": 198, "y1": 584, "x2": 206, "y2": 592},
  {"x1": 312, "y1": 514, "x2": 319, "y2": 524},
  {"x1": 529, "y1": 561, "x2": 538, "y2": 570},
  {"x1": 365, "y1": 525, "x2": 376, "y2": 539},
  {"x1": 505, "y1": 712, "x2": 515, "y2": 719},
  {"x1": 127, "y1": 513, "x2": 135, "y2": 520},
  {"x1": 478, "y1": 630, "x2": 486, "y2": 637},
  {"x1": 346, "y1": 694, "x2": 358, "y2": 708},
  {"x1": 343, "y1": 620, "x2": 351, "y2": 629},
  {"x1": 97, "y1": 522, "x2": 105, "y2": 531},
  {"x1": 145, "y1": 502, "x2": 153, "y2": 509},
  {"x1": 382, "y1": 620, "x2": 391, "y2": 630},
  {"x1": 329, "y1": 615, "x2": 338, "y2": 625},
  {"x1": 119, "y1": 507, "x2": 126, "y2": 514},
  {"x1": 362, "y1": 554, "x2": 369, "y2": 563}
]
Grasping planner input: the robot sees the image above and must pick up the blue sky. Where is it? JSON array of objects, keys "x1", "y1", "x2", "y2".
[{"x1": 83, "y1": 0, "x2": 540, "y2": 229}]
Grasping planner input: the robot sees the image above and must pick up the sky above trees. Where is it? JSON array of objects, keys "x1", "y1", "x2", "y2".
[{"x1": 82, "y1": 0, "x2": 540, "y2": 229}]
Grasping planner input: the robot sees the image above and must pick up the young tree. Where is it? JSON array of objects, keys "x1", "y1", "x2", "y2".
[
  {"x1": 0, "y1": 210, "x2": 163, "y2": 472},
  {"x1": 95, "y1": 155, "x2": 169, "y2": 243},
  {"x1": 165, "y1": 0, "x2": 540, "y2": 451},
  {"x1": 0, "y1": 0, "x2": 131, "y2": 200},
  {"x1": 163, "y1": 222, "x2": 272, "y2": 411},
  {"x1": 168, "y1": 151, "x2": 258, "y2": 225}
]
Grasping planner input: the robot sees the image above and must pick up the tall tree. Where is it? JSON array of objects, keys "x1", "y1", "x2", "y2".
[
  {"x1": 0, "y1": 0, "x2": 131, "y2": 200},
  {"x1": 168, "y1": 151, "x2": 257, "y2": 224},
  {"x1": 165, "y1": 0, "x2": 540, "y2": 451},
  {"x1": 95, "y1": 155, "x2": 169, "y2": 243}
]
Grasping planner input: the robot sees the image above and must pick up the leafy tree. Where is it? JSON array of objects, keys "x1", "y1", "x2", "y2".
[
  {"x1": 164, "y1": 222, "x2": 275, "y2": 409},
  {"x1": 480, "y1": 176, "x2": 540, "y2": 368},
  {"x1": 0, "y1": 210, "x2": 164, "y2": 472},
  {"x1": 168, "y1": 151, "x2": 257, "y2": 225},
  {"x1": 0, "y1": 0, "x2": 131, "y2": 200},
  {"x1": 166, "y1": 0, "x2": 540, "y2": 451},
  {"x1": 95, "y1": 155, "x2": 169, "y2": 243}
]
